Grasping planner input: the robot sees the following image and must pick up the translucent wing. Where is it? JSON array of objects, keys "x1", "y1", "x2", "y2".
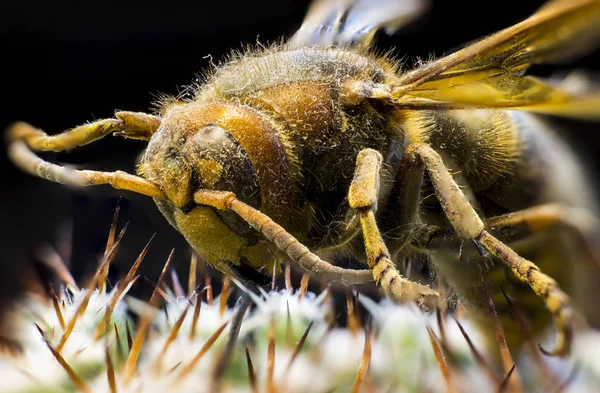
[
  {"x1": 388, "y1": 0, "x2": 600, "y2": 118},
  {"x1": 390, "y1": 76, "x2": 600, "y2": 120},
  {"x1": 288, "y1": 0, "x2": 428, "y2": 48}
]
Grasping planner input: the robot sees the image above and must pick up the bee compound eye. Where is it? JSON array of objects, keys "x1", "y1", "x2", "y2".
[{"x1": 188, "y1": 124, "x2": 262, "y2": 238}]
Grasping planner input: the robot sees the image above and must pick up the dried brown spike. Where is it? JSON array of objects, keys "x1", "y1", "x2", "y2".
[
  {"x1": 124, "y1": 249, "x2": 175, "y2": 382},
  {"x1": 125, "y1": 320, "x2": 133, "y2": 353},
  {"x1": 220, "y1": 277, "x2": 231, "y2": 317},
  {"x1": 365, "y1": 362, "x2": 375, "y2": 393},
  {"x1": 245, "y1": 346, "x2": 259, "y2": 393},
  {"x1": 114, "y1": 325, "x2": 125, "y2": 363},
  {"x1": 36, "y1": 244, "x2": 79, "y2": 291},
  {"x1": 188, "y1": 253, "x2": 198, "y2": 297},
  {"x1": 436, "y1": 308, "x2": 447, "y2": 345},
  {"x1": 153, "y1": 303, "x2": 191, "y2": 373},
  {"x1": 37, "y1": 324, "x2": 91, "y2": 393},
  {"x1": 105, "y1": 344, "x2": 118, "y2": 393},
  {"x1": 51, "y1": 295, "x2": 65, "y2": 329},
  {"x1": 495, "y1": 363, "x2": 516, "y2": 393},
  {"x1": 205, "y1": 274, "x2": 214, "y2": 306},
  {"x1": 453, "y1": 317, "x2": 499, "y2": 384},
  {"x1": 347, "y1": 290, "x2": 360, "y2": 336},
  {"x1": 100, "y1": 201, "x2": 122, "y2": 293},
  {"x1": 124, "y1": 236, "x2": 155, "y2": 283},
  {"x1": 500, "y1": 287, "x2": 553, "y2": 379},
  {"x1": 162, "y1": 302, "x2": 170, "y2": 327},
  {"x1": 190, "y1": 293, "x2": 202, "y2": 340},
  {"x1": 434, "y1": 317, "x2": 459, "y2": 369},
  {"x1": 57, "y1": 224, "x2": 128, "y2": 352},
  {"x1": 104, "y1": 200, "x2": 121, "y2": 256},
  {"x1": 426, "y1": 326, "x2": 456, "y2": 393},
  {"x1": 482, "y1": 277, "x2": 523, "y2": 393},
  {"x1": 94, "y1": 275, "x2": 142, "y2": 341},
  {"x1": 149, "y1": 249, "x2": 175, "y2": 306},
  {"x1": 284, "y1": 321, "x2": 314, "y2": 374},
  {"x1": 285, "y1": 261, "x2": 292, "y2": 292},
  {"x1": 123, "y1": 310, "x2": 154, "y2": 383},
  {"x1": 267, "y1": 316, "x2": 276, "y2": 393},
  {"x1": 171, "y1": 270, "x2": 185, "y2": 298},
  {"x1": 210, "y1": 295, "x2": 251, "y2": 393},
  {"x1": 299, "y1": 273, "x2": 310, "y2": 300},
  {"x1": 354, "y1": 292, "x2": 362, "y2": 326},
  {"x1": 93, "y1": 233, "x2": 152, "y2": 340},
  {"x1": 351, "y1": 323, "x2": 372, "y2": 393},
  {"x1": 55, "y1": 219, "x2": 73, "y2": 268},
  {"x1": 166, "y1": 361, "x2": 182, "y2": 374},
  {"x1": 176, "y1": 320, "x2": 229, "y2": 382},
  {"x1": 143, "y1": 280, "x2": 169, "y2": 301}
]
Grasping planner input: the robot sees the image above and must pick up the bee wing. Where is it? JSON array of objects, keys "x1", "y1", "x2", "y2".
[
  {"x1": 531, "y1": 72, "x2": 600, "y2": 118},
  {"x1": 288, "y1": 0, "x2": 428, "y2": 48},
  {"x1": 391, "y1": 71, "x2": 600, "y2": 120},
  {"x1": 387, "y1": 0, "x2": 600, "y2": 119}
]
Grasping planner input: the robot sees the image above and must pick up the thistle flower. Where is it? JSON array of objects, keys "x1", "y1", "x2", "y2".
[{"x1": 0, "y1": 207, "x2": 597, "y2": 393}]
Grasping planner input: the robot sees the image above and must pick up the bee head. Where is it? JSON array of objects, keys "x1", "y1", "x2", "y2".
[{"x1": 138, "y1": 101, "x2": 291, "y2": 277}]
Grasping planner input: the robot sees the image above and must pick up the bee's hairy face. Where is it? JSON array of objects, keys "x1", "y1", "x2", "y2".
[{"x1": 138, "y1": 107, "x2": 279, "y2": 274}]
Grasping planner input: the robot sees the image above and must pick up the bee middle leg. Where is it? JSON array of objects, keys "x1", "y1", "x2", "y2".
[
  {"x1": 348, "y1": 149, "x2": 439, "y2": 307},
  {"x1": 403, "y1": 142, "x2": 573, "y2": 355}
]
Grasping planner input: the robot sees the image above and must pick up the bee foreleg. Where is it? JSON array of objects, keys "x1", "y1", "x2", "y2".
[
  {"x1": 7, "y1": 139, "x2": 165, "y2": 199},
  {"x1": 6, "y1": 112, "x2": 159, "y2": 152},
  {"x1": 193, "y1": 190, "x2": 373, "y2": 285},
  {"x1": 348, "y1": 149, "x2": 439, "y2": 309},
  {"x1": 405, "y1": 142, "x2": 573, "y2": 356}
]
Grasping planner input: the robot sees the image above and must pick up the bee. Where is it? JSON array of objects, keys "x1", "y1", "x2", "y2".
[{"x1": 6, "y1": 0, "x2": 600, "y2": 356}]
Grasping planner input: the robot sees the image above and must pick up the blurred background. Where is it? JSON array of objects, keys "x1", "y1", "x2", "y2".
[{"x1": 1, "y1": 0, "x2": 599, "y2": 305}]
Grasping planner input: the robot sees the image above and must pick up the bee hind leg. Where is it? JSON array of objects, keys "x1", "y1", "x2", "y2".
[
  {"x1": 414, "y1": 204, "x2": 600, "y2": 264},
  {"x1": 404, "y1": 142, "x2": 573, "y2": 356},
  {"x1": 485, "y1": 204, "x2": 600, "y2": 268},
  {"x1": 348, "y1": 148, "x2": 439, "y2": 309}
]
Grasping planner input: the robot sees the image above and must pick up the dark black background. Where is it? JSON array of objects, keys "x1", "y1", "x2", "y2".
[{"x1": 1, "y1": 0, "x2": 599, "y2": 304}]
